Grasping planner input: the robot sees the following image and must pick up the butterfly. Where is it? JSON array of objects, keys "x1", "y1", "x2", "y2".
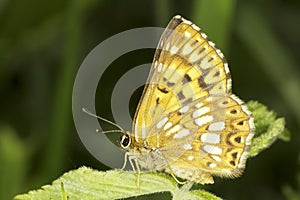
[{"x1": 112, "y1": 15, "x2": 254, "y2": 185}]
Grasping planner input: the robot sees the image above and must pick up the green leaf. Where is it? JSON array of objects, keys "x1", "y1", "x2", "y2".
[
  {"x1": 14, "y1": 167, "x2": 221, "y2": 200},
  {"x1": 247, "y1": 101, "x2": 290, "y2": 157}
]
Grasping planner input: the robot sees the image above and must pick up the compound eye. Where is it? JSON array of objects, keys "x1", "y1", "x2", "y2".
[{"x1": 120, "y1": 134, "x2": 131, "y2": 149}]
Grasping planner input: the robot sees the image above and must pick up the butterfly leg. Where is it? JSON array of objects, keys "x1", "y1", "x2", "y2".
[
  {"x1": 159, "y1": 150, "x2": 187, "y2": 185},
  {"x1": 128, "y1": 155, "x2": 136, "y2": 172},
  {"x1": 121, "y1": 152, "x2": 128, "y2": 170},
  {"x1": 122, "y1": 152, "x2": 140, "y2": 187},
  {"x1": 134, "y1": 158, "x2": 141, "y2": 188},
  {"x1": 127, "y1": 155, "x2": 141, "y2": 187},
  {"x1": 167, "y1": 165, "x2": 187, "y2": 185}
]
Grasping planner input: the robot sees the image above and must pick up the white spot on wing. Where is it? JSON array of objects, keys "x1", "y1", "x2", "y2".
[
  {"x1": 173, "y1": 129, "x2": 190, "y2": 139},
  {"x1": 195, "y1": 115, "x2": 213, "y2": 127},
  {"x1": 211, "y1": 155, "x2": 222, "y2": 162},
  {"x1": 188, "y1": 155, "x2": 194, "y2": 161},
  {"x1": 191, "y1": 24, "x2": 200, "y2": 31},
  {"x1": 165, "y1": 124, "x2": 181, "y2": 136},
  {"x1": 216, "y1": 49, "x2": 224, "y2": 58},
  {"x1": 179, "y1": 105, "x2": 189, "y2": 114},
  {"x1": 208, "y1": 41, "x2": 215, "y2": 47},
  {"x1": 195, "y1": 103, "x2": 203, "y2": 108},
  {"x1": 208, "y1": 163, "x2": 217, "y2": 168},
  {"x1": 208, "y1": 122, "x2": 225, "y2": 131},
  {"x1": 183, "y1": 19, "x2": 192, "y2": 25},
  {"x1": 231, "y1": 94, "x2": 244, "y2": 105},
  {"x1": 200, "y1": 133, "x2": 221, "y2": 144},
  {"x1": 163, "y1": 122, "x2": 173, "y2": 130},
  {"x1": 170, "y1": 45, "x2": 179, "y2": 55},
  {"x1": 227, "y1": 78, "x2": 232, "y2": 88},
  {"x1": 202, "y1": 145, "x2": 222, "y2": 155},
  {"x1": 156, "y1": 117, "x2": 168, "y2": 128},
  {"x1": 192, "y1": 107, "x2": 210, "y2": 118},
  {"x1": 183, "y1": 143, "x2": 192, "y2": 150},
  {"x1": 184, "y1": 31, "x2": 191, "y2": 38},
  {"x1": 157, "y1": 63, "x2": 163, "y2": 72},
  {"x1": 224, "y1": 62, "x2": 230, "y2": 73},
  {"x1": 201, "y1": 32, "x2": 208, "y2": 39}
]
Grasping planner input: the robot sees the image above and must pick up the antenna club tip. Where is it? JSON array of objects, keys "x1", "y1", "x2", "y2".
[{"x1": 96, "y1": 128, "x2": 100, "y2": 132}]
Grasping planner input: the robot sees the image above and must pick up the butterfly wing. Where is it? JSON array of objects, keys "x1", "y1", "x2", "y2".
[
  {"x1": 159, "y1": 94, "x2": 254, "y2": 183},
  {"x1": 132, "y1": 15, "x2": 231, "y2": 140},
  {"x1": 131, "y1": 15, "x2": 254, "y2": 183}
]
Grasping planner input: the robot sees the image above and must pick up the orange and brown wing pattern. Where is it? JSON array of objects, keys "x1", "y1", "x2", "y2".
[
  {"x1": 162, "y1": 95, "x2": 254, "y2": 183},
  {"x1": 130, "y1": 15, "x2": 254, "y2": 184}
]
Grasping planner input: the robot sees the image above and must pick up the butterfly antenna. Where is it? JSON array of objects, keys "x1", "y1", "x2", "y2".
[{"x1": 82, "y1": 108, "x2": 125, "y2": 132}]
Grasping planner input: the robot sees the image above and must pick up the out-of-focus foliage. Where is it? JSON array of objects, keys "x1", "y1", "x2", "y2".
[
  {"x1": 283, "y1": 156, "x2": 300, "y2": 200},
  {"x1": 0, "y1": 0, "x2": 299, "y2": 199}
]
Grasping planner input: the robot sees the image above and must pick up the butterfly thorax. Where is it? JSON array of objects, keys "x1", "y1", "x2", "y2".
[{"x1": 120, "y1": 131, "x2": 169, "y2": 171}]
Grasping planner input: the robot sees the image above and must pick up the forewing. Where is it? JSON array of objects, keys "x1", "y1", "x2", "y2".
[{"x1": 132, "y1": 15, "x2": 231, "y2": 144}]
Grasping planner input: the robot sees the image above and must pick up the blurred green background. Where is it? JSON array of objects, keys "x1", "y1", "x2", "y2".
[{"x1": 1, "y1": 0, "x2": 300, "y2": 199}]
